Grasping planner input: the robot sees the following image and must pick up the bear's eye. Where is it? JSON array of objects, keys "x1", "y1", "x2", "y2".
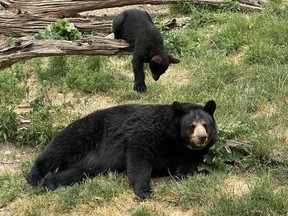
[
  {"x1": 202, "y1": 123, "x2": 207, "y2": 128},
  {"x1": 190, "y1": 125, "x2": 195, "y2": 130}
]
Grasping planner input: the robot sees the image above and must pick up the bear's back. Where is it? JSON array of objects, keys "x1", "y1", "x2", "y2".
[
  {"x1": 122, "y1": 9, "x2": 154, "y2": 30},
  {"x1": 116, "y1": 9, "x2": 159, "y2": 45}
]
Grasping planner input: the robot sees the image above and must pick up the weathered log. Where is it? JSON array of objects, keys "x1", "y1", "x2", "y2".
[
  {"x1": 0, "y1": 0, "x2": 263, "y2": 70},
  {"x1": 0, "y1": 13, "x2": 112, "y2": 37},
  {"x1": 0, "y1": 36, "x2": 130, "y2": 70},
  {"x1": 0, "y1": 0, "x2": 262, "y2": 37},
  {"x1": 1, "y1": 0, "x2": 262, "y2": 17}
]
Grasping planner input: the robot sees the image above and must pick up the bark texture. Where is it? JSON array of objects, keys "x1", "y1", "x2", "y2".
[
  {"x1": 0, "y1": 36, "x2": 129, "y2": 70},
  {"x1": 0, "y1": 0, "x2": 263, "y2": 70}
]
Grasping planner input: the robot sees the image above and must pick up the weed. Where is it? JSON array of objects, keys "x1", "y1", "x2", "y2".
[
  {"x1": 34, "y1": 18, "x2": 82, "y2": 40},
  {"x1": 65, "y1": 56, "x2": 113, "y2": 93},
  {"x1": 16, "y1": 95, "x2": 64, "y2": 149},
  {"x1": 199, "y1": 122, "x2": 253, "y2": 173},
  {"x1": 163, "y1": 30, "x2": 193, "y2": 57},
  {"x1": 33, "y1": 56, "x2": 130, "y2": 94},
  {"x1": 0, "y1": 107, "x2": 19, "y2": 142},
  {"x1": 0, "y1": 69, "x2": 27, "y2": 105},
  {"x1": 34, "y1": 56, "x2": 68, "y2": 86}
]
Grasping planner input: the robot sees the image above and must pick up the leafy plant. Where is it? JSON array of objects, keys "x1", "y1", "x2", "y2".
[
  {"x1": 199, "y1": 123, "x2": 253, "y2": 173},
  {"x1": 0, "y1": 69, "x2": 27, "y2": 105},
  {"x1": 64, "y1": 56, "x2": 109, "y2": 93},
  {"x1": 34, "y1": 18, "x2": 82, "y2": 40},
  {"x1": 16, "y1": 96, "x2": 64, "y2": 149},
  {"x1": 33, "y1": 56, "x2": 126, "y2": 93},
  {"x1": 0, "y1": 107, "x2": 19, "y2": 142},
  {"x1": 33, "y1": 56, "x2": 68, "y2": 86},
  {"x1": 163, "y1": 30, "x2": 192, "y2": 57}
]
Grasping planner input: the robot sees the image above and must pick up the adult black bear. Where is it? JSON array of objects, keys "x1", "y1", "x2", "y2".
[
  {"x1": 26, "y1": 100, "x2": 217, "y2": 199},
  {"x1": 112, "y1": 9, "x2": 180, "y2": 93}
]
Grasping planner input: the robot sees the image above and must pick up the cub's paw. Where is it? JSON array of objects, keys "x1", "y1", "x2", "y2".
[{"x1": 133, "y1": 82, "x2": 147, "y2": 93}]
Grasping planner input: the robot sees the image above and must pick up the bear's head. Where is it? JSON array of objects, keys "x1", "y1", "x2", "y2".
[
  {"x1": 172, "y1": 100, "x2": 217, "y2": 150},
  {"x1": 149, "y1": 54, "x2": 180, "y2": 81}
]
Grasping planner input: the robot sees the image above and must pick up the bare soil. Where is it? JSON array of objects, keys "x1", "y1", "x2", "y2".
[{"x1": 0, "y1": 142, "x2": 36, "y2": 175}]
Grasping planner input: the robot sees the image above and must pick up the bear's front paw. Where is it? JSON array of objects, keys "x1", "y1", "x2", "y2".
[
  {"x1": 133, "y1": 82, "x2": 147, "y2": 93},
  {"x1": 41, "y1": 177, "x2": 57, "y2": 191},
  {"x1": 26, "y1": 169, "x2": 43, "y2": 186},
  {"x1": 174, "y1": 169, "x2": 195, "y2": 180},
  {"x1": 134, "y1": 187, "x2": 152, "y2": 199}
]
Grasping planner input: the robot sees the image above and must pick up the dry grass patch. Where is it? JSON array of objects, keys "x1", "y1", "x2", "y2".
[
  {"x1": 159, "y1": 64, "x2": 190, "y2": 86},
  {"x1": 0, "y1": 143, "x2": 36, "y2": 175},
  {"x1": 223, "y1": 175, "x2": 253, "y2": 197}
]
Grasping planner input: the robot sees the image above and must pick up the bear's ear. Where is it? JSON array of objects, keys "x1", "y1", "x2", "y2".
[
  {"x1": 172, "y1": 101, "x2": 184, "y2": 115},
  {"x1": 204, "y1": 100, "x2": 216, "y2": 115},
  {"x1": 151, "y1": 55, "x2": 162, "y2": 64},
  {"x1": 168, "y1": 55, "x2": 180, "y2": 64}
]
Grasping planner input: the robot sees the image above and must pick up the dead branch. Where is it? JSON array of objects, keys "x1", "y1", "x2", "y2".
[
  {"x1": 1, "y1": 0, "x2": 262, "y2": 17},
  {"x1": 0, "y1": 36, "x2": 130, "y2": 70},
  {"x1": 0, "y1": 161, "x2": 14, "y2": 164}
]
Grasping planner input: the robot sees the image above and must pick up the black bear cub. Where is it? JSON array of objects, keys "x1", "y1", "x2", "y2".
[
  {"x1": 112, "y1": 9, "x2": 180, "y2": 93},
  {"x1": 26, "y1": 100, "x2": 217, "y2": 199}
]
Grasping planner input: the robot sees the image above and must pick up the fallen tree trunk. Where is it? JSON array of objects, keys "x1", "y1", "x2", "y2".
[
  {"x1": 0, "y1": 14, "x2": 112, "y2": 37},
  {"x1": 0, "y1": 0, "x2": 263, "y2": 70},
  {"x1": 0, "y1": 36, "x2": 130, "y2": 70},
  {"x1": 1, "y1": 0, "x2": 262, "y2": 17},
  {"x1": 0, "y1": 0, "x2": 262, "y2": 37}
]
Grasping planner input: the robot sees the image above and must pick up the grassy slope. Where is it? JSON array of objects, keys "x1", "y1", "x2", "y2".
[{"x1": 1, "y1": 2, "x2": 288, "y2": 215}]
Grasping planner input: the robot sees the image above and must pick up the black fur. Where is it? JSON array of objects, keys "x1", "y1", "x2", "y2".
[
  {"x1": 26, "y1": 100, "x2": 217, "y2": 199},
  {"x1": 112, "y1": 9, "x2": 180, "y2": 93}
]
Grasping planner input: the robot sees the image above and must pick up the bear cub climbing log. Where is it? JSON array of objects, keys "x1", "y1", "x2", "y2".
[{"x1": 113, "y1": 9, "x2": 180, "y2": 93}]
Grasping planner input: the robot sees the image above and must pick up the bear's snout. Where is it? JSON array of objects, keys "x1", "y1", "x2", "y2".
[
  {"x1": 198, "y1": 135, "x2": 207, "y2": 144},
  {"x1": 186, "y1": 122, "x2": 210, "y2": 150},
  {"x1": 152, "y1": 73, "x2": 160, "y2": 81}
]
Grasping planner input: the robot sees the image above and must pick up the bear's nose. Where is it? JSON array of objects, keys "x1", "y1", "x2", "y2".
[{"x1": 198, "y1": 135, "x2": 207, "y2": 143}]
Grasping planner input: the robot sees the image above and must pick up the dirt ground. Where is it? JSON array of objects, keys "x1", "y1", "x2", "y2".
[
  {"x1": 81, "y1": 4, "x2": 169, "y2": 17},
  {"x1": 0, "y1": 143, "x2": 36, "y2": 175}
]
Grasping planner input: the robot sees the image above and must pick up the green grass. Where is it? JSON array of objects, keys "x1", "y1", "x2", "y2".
[
  {"x1": 33, "y1": 55, "x2": 131, "y2": 94},
  {"x1": 0, "y1": 172, "x2": 25, "y2": 208},
  {"x1": 209, "y1": 177, "x2": 288, "y2": 215},
  {"x1": 0, "y1": 1, "x2": 288, "y2": 215}
]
